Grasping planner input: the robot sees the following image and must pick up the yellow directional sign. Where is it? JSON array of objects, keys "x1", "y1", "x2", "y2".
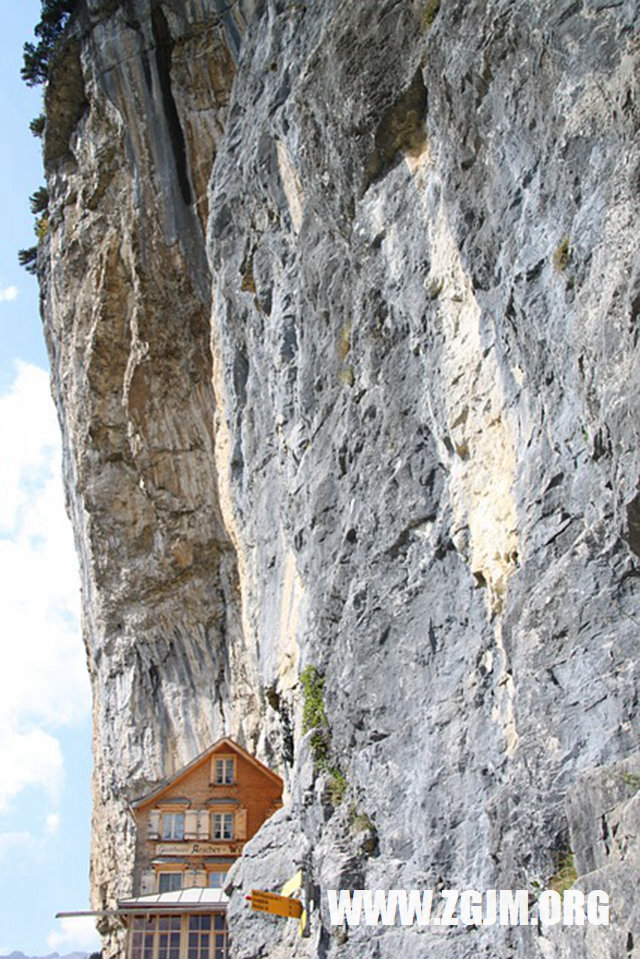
[
  {"x1": 248, "y1": 889, "x2": 303, "y2": 919},
  {"x1": 280, "y1": 870, "x2": 308, "y2": 936},
  {"x1": 280, "y1": 870, "x2": 302, "y2": 899}
]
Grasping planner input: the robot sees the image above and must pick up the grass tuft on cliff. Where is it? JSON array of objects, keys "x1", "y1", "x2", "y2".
[
  {"x1": 553, "y1": 235, "x2": 571, "y2": 272},
  {"x1": 301, "y1": 665, "x2": 327, "y2": 733},
  {"x1": 300, "y1": 666, "x2": 349, "y2": 801},
  {"x1": 420, "y1": 0, "x2": 441, "y2": 29},
  {"x1": 549, "y1": 852, "x2": 577, "y2": 894}
]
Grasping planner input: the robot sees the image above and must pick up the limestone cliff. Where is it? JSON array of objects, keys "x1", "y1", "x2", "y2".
[{"x1": 39, "y1": 0, "x2": 640, "y2": 957}]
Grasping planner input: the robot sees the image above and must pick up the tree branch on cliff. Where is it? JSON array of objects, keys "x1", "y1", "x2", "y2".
[{"x1": 21, "y1": 0, "x2": 76, "y2": 87}]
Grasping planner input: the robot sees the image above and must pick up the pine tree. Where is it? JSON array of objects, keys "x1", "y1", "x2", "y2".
[
  {"x1": 29, "y1": 114, "x2": 46, "y2": 137},
  {"x1": 21, "y1": 0, "x2": 76, "y2": 86},
  {"x1": 19, "y1": 2, "x2": 76, "y2": 275},
  {"x1": 18, "y1": 247, "x2": 38, "y2": 275},
  {"x1": 29, "y1": 186, "x2": 49, "y2": 215}
]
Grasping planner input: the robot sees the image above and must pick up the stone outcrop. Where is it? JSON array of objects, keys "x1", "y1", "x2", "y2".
[{"x1": 39, "y1": 0, "x2": 640, "y2": 956}]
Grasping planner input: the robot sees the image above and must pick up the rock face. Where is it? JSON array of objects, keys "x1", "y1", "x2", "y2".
[{"x1": 40, "y1": 0, "x2": 640, "y2": 957}]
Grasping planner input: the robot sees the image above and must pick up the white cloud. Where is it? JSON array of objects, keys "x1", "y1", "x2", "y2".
[
  {"x1": 0, "y1": 830, "x2": 36, "y2": 862},
  {"x1": 0, "y1": 361, "x2": 59, "y2": 532},
  {"x1": 0, "y1": 285, "x2": 19, "y2": 303},
  {"x1": 48, "y1": 917, "x2": 102, "y2": 954},
  {"x1": 46, "y1": 812, "x2": 61, "y2": 835},
  {"x1": 0, "y1": 361, "x2": 88, "y2": 813},
  {"x1": 0, "y1": 813, "x2": 61, "y2": 866},
  {"x1": 0, "y1": 729, "x2": 63, "y2": 815}
]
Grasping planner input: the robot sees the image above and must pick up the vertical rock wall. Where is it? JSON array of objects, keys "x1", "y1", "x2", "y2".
[
  {"x1": 42, "y1": 1, "x2": 261, "y2": 952},
  {"x1": 40, "y1": 0, "x2": 640, "y2": 957}
]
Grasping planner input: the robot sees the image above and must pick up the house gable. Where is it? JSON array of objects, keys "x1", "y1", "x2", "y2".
[
  {"x1": 132, "y1": 737, "x2": 283, "y2": 809},
  {"x1": 130, "y1": 737, "x2": 283, "y2": 899}
]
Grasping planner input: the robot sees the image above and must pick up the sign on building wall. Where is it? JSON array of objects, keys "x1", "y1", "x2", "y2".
[{"x1": 156, "y1": 841, "x2": 243, "y2": 856}]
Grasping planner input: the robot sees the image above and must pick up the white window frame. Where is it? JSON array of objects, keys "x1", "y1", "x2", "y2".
[
  {"x1": 158, "y1": 872, "x2": 183, "y2": 893},
  {"x1": 188, "y1": 914, "x2": 228, "y2": 959},
  {"x1": 212, "y1": 812, "x2": 234, "y2": 840},
  {"x1": 162, "y1": 812, "x2": 185, "y2": 840},
  {"x1": 214, "y1": 757, "x2": 235, "y2": 785},
  {"x1": 128, "y1": 914, "x2": 228, "y2": 959},
  {"x1": 129, "y1": 914, "x2": 181, "y2": 959}
]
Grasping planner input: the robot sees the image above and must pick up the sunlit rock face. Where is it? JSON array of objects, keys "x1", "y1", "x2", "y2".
[
  {"x1": 42, "y1": 2, "x2": 261, "y2": 953},
  {"x1": 41, "y1": 0, "x2": 640, "y2": 956}
]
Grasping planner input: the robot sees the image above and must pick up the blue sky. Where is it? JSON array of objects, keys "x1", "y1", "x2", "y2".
[{"x1": 0, "y1": 4, "x2": 100, "y2": 955}]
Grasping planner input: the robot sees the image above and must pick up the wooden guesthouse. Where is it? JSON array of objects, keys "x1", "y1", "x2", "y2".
[
  {"x1": 119, "y1": 737, "x2": 283, "y2": 959},
  {"x1": 58, "y1": 738, "x2": 283, "y2": 959}
]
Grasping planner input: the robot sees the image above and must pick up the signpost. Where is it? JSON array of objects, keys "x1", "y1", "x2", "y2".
[
  {"x1": 247, "y1": 868, "x2": 313, "y2": 936},
  {"x1": 247, "y1": 889, "x2": 303, "y2": 919}
]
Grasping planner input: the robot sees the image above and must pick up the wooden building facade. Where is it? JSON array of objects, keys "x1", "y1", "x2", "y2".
[{"x1": 118, "y1": 738, "x2": 283, "y2": 959}]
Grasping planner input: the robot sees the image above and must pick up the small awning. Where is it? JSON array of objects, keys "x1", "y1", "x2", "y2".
[
  {"x1": 117, "y1": 888, "x2": 228, "y2": 913},
  {"x1": 57, "y1": 887, "x2": 229, "y2": 920}
]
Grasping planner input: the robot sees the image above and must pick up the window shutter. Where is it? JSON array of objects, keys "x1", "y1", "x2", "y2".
[
  {"x1": 147, "y1": 810, "x2": 160, "y2": 839},
  {"x1": 236, "y1": 807, "x2": 248, "y2": 840},
  {"x1": 197, "y1": 810, "x2": 209, "y2": 840},
  {"x1": 185, "y1": 810, "x2": 198, "y2": 839}
]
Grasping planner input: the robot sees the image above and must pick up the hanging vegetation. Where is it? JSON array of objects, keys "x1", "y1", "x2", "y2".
[{"x1": 21, "y1": 0, "x2": 76, "y2": 87}]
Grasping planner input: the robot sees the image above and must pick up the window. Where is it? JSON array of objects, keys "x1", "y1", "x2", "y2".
[
  {"x1": 128, "y1": 914, "x2": 227, "y2": 959},
  {"x1": 158, "y1": 873, "x2": 183, "y2": 893},
  {"x1": 157, "y1": 917, "x2": 181, "y2": 959},
  {"x1": 188, "y1": 915, "x2": 228, "y2": 959},
  {"x1": 207, "y1": 871, "x2": 227, "y2": 888},
  {"x1": 214, "y1": 758, "x2": 235, "y2": 785},
  {"x1": 129, "y1": 916, "x2": 155, "y2": 959},
  {"x1": 188, "y1": 914, "x2": 210, "y2": 959},
  {"x1": 129, "y1": 916, "x2": 180, "y2": 959},
  {"x1": 162, "y1": 813, "x2": 184, "y2": 840},
  {"x1": 213, "y1": 914, "x2": 228, "y2": 959},
  {"x1": 212, "y1": 813, "x2": 234, "y2": 840}
]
